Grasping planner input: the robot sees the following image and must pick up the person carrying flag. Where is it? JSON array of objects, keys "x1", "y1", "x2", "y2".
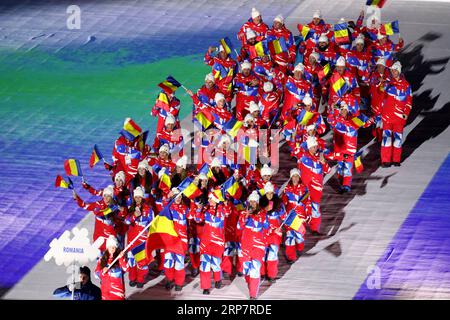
[
  {"x1": 266, "y1": 15, "x2": 296, "y2": 73},
  {"x1": 73, "y1": 185, "x2": 126, "y2": 252},
  {"x1": 234, "y1": 61, "x2": 260, "y2": 121},
  {"x1": 82, "y1": 170, "x2": 131, "y2": 208},
  {"x1": 310, "y1": 34, "x2": 340, "y2": 68},
  {"x1": 304, "y1": 51, "x2": 328, "y2": 103},
  {"x1": 187, "y1": 197, "x2": 206, "y2": 277},
  {"x1": 346, "y1": 35, "x2": 371, "y2": 109},
  {"x1": 196, "y1": 191, "x2": 231, "y2": 294},
  {"x1": 369, "y1": 58, "x2": 391, "y2": 141},
  {"x1": 152, "y1": 114, "x2": 184, "y2": 156},
  {"x1": 186, "y1": 73, "x2": 219, "y2": 111},
  {"x1": 238, "y1": 191, "x2": 268, "y2": 300},
  {"x1": 125, "y1": 186, "x2": 154, "y2": 288},
  {"x1": 380, "y1": 61, "x2": 412, "y2": 167},
  {"x1": 259, "y1": 82, "x2": 281, "y2": 126},
  {"x1": 151, "y1": 86, "x2": 181, "y2": 134},
  {"x1": 163, "y1": 189, "x2": 189, "y2": 291},
  {"x1": 237, "y1": 29, "x2": 259, "y2": 62},
  {"x1": 147, "y1": 144, "x2": 176, "y2": 176},
  {"x1": 259, "y1": 182, "x2": 284, "y2": 283},
  {"x1": 282, "y1": 63, "x2": 313, "y2": 121},
  {"x1": 95, "y1": 235, "x2": 129, "y2": 300},
  {"x1": 204, "y1": 44, "x2": 238, "y2": 102},
  {"x1": 371, "y1": 32, "x2": 404, "y2": 67},
  {"x1": 299, "y1": 10, "x2": 332, "y2": 58},
  {"x1": 327, "y1": 100, "x2": 370, "y2": 193},
  {"x1": 298, "y1": 136, "x2": 330, "y2": 234},
  {"x1": 237, "y1": 7, "x2": 269, "y2": 46},
  {"x1": 326, "y1": 56, "x2": 360, "y2": 110}
]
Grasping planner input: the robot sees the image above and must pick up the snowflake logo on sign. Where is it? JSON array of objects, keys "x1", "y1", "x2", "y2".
[{"x1": 44, "y1": 227, "x2": 103, "y2": 266}]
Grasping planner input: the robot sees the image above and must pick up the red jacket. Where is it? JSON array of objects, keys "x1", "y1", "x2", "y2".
[
  {"x1": 238, "y1": 209, "x2": 268, "y2": 260},
  {"x1": 95, "y1": 255, "x2": 128, "y2": 300},
  {"x1": 237, "y1": 19, "x2": 269, "y2": 46},
  {"x1": 197, "y1": 203, "x2": 231, "y2": 257},
  {"x1": 381, "y1": 75, "x2": 412, "y2": 125},
  {"x1": 369, "y1": 68, "x2": 391, "y2": 116},
  {"x1": 204, "y1": 52, "x2": 237, "y2": 99}
]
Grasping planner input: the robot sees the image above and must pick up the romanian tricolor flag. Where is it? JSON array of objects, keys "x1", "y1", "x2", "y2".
[
  {"x1": 145, "y1": 203, "x2": 185, "y2": 256},
  {"x1": 222, "y1": 176, "x2": 242, "y2": 199},
  {"x1": 131, "y1": 242, "x2": 150, "y2": 264},
  {"x1": 158, "y1": 76, "x2": 182, "y2": 95},
  {"x1": 317, "y1": 62, "x2": 330, "y2": 82},
  {"x1": 331, "y1": 73, "x2": 349, "y2": 97},
  {"x1": 334, "y1": 22, "x2": 350, "y2": 44},
  {"x1": 155, "y1": 91, "x2": 170, "y2": 110},
  {"x1": 284, "y1": 210, "x2": 306, "y2": 234},
  {"x1": 89, "y1": 145, "x2": 103, "y2": 168},
  {"x1": 380, "y1": 20, "x2": 400, "y2": 36},
  {"x1": 158, "y1": 169, "x2": 172, "y2": 194},
  {"x1": 299, "y1": 191, "x2": 309, "y2": 203},
  {"x1": 297, "y1": 109, "x2": 315, "y2": 126},
  {"x1": 242, "y1": 143, "x2": 258, "y2": 165},
  {"x1": 297, "y1": 24, "x2": 311, "y2": 40},
  {"x1": 224, "y1": 117, "x2": 244, "y2": 138},
  {"x1": 212, "y1": 187, "x2": 225, "y2": 203},
  {"x1": 100, "y1": 205, "x2": 118, "y2": 217},
  {"x1": 366, "y1": 0, "x2": 386, "y2": 8},
  {"x1": 354, "y1": 150, "x2": 364, "y2": 173},
  {"x1": 178, "y1": 177, "x2": 203, "y2": 200},
  {"x1": 55, "y1": 175, "x2": 73, "y2": 189},
  {"x1": 120, "y1": 118, "x2": 142, "y2": 141},
  {"x1": 268, "y1": 37, "x2": 288, "y2": 56},
  {"x1": 350, "y1": 113, "x2": 369, "y2": 128},
  {"x1": 249, "y1": 40, "x2": 269, "y2": 59},
  {"x1": 64, "y1": 159, "x2": 83, "y2": 177},
  {"x1": 219, "y1": 37, "x2": 234, "y2": 55},
  {"x1": 194, "y1": 109, "x2": 215, "y2": 130},
  {"x1": 198, "y1": 163, "x2": 214, "y2": 179}
]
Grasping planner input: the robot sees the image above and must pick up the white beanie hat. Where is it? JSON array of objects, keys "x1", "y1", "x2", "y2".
[
  {"x1": 165, "y1": 114, "x2": 176, "y2": 126},
  {"x1": 205, "y1": 73, "x2": 215, "y2": 82},
  {"x1": 264, "y1": 182, "x2": 275, "y2": 194},
  {"x1": 338, "y1": 17, "x2": 346, "y2": 24},
  {"x1": 274, "y1": 14, "x2": 284, "y2": 24},
  {"x1": 114, "y1": 171, "x2": 126, "y2": 183},
  {"x1": 241, "y1": 61, "x2": 252, "y2": 70},
  {"x1": 355, "y1": 36, "x2": 365, "y2": 45},
  {"x1": 246, "y1": 29, "x2": 257, "y2": 40},
  {"x1": 303, "y1": 93, "x2": 313, "y2": 106},
  {"x1": 159, "y1": 143, "x2": 170, "y2": 154},
  {"x1": 214, "y1": 92, "x2": 225, "y2": 105},
  {"x1": 198, "y1": 174, "x2": 208, "y2": 180},
  {"x1": 294, "y1": 63, "x2": 305, "y2": 73},
  {"x1": 391, "y1": 61, "x2": 402, "y2": 73},
  {"x1": 138, "y1": 159, "x2": 148, "y2": 170},
  {"x1": 263, "y1": 81, "x2": 273, "y2": 93},
  {"x1": 103, "y1": 185, "x2": 114, "y2": 197},
  {"x1": 218, "y1": 44, "x2": 226, "y2": 53},
  {"x1": 306, "y1": 136, "x2": 318, "y2": 149},
  {"x1": 310, "y1": 52, "x2": 320, "y2": 62},
  {"x1": 306, "y1": 124, "x2": 316, "y2": 133},
  {"x1": 290, "y1": 168, "x2": 300, "y2": 178},
  {"x1": 176, "y1": 155, "x2": 188, "y2": 169},
  {"x1": 249, "y1": 101, "x2": 259, "y2": 113},
  {"x1": 318, "y1": 34, "x2": 329, "y2": 43},
  {"x1": 106, "y1": 235, "x2": 119, "y2": 249},
  {"x1": 251, "y1": 7, "x2": 261, "y2": 19},
  {"x1": 248, "y1": 190, "x2": 260, "y2": 202},
  {"x1": 244, "y1": 113, "x2": 255, "y2": 123},
  {"x1": 171, "y1": 187, "x2": 182, "y2": 198},
  {"x1": 261, "y1": 164, "x2": 273, "y2": 177},
  {"x1": 313, "y1": 10, "x2": 321, "y2": 19},
  {"x1": 211, "y1": 157, "x2": 221, "y2": 167},
  {"x1": 336, "y1": 56, "x2": 346, "y2": 67},
  {"x1": 134, "y1": 186, "x2": 145, "y2": 199},
  {"x1": 340, "y1": 101, "x2": 348, "y2": 110},
  {"x1": 376, "y1": 58, "x2": 386, "y2": 66}
]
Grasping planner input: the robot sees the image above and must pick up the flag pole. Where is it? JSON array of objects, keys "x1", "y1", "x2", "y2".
[{"x1": 105, "y1": 221, "x2": 153, "y2": 272}]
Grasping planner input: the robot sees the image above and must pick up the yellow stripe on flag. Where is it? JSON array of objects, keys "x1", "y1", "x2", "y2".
[
  {"x1": 332, "y1": 77, "x2": 346, "y2": 93},
  {"x1": 384, "y1": 23, "x2": 394, "y2": 36},
  {"x1": 334, "y1": 29, "x2": 348, "y2": 39},
  {"x1": 124, "y1": 122, "x2": 141, "y2": 138},
  {"x1": 228, "y1": 121, "x2": 243, "y2": 138},
  {"x1": 196, "y1": 112, "x2": 212, "y2": 129},
  {"x1": 299, "y1": 110, "x2": 314, "y2": 126},
  {"x1": 351, "y1": 117, "x2": 365, "y2": 128},
  {"x1": 355, "y1": 156, "x2": 362, "y2": 168},
  {"x1": 149, "y1": 215, "x2": 178, "y2": 237},
  {"x1": 158, "y1": 92, "x2": 169, "y2": 104},
  {"x1": 289, "y1": 215, "x2": 304, "y2": 231},
  {"x1": 134, "y1": 250, "x2": 146, "y2": 262},
  {"x1": 183, "y1": 183, "x2": 200, "y2": 198},
  {"x1": 301, "y1": 26, "x2": 310, "y2": 39},
  {"x1": 162, "y1": 81, "x2": 178, "y2": 92},
  {"x1": 69, "y1": 160, "x2": 79, "y2": 176}
]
